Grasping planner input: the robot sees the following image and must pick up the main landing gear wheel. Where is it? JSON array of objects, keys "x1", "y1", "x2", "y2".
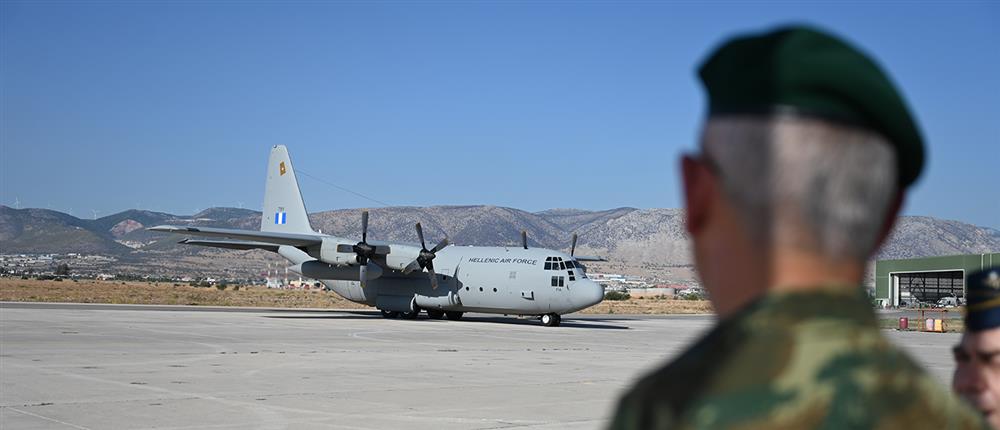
[
  {"x1": 541, "y1": 313, "x2": 561, "y2": 327},
  {"x1": 445, "y1": 311, "x2": 464, "y2": 321},
  {"x1": 380, "y1": 309, "x2": 399, "y2": 319},
  {"x1": 400, "y1": 309, "x2": 420, "y2": 320},
  {"x1": 426, "y1": 310, "x2": 445, "y2": 320}
]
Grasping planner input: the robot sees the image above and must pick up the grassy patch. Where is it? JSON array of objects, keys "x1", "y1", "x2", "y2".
[
  {"x1": 1, "y1": 278, "x2": 715, "y2": 314},
  {"x1": 0, "y1": 278, "x2": 369, "y2": 309},
  {"x1": 581, "y1": 297, "x2": 713, "y2": 314}
]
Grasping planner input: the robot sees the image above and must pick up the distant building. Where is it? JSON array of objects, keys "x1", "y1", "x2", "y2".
[{"x1": 874, "y1": 253, "x2": 999, "y2": 307}]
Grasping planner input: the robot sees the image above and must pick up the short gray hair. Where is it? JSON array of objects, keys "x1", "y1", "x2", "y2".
[{"x1": 702, "y1": 115, "x2": 898, "y2": 261}]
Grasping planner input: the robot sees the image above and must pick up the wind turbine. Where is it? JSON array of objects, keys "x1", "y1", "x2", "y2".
[
  {"x1": 13, "y1": 197, "x2": 20, "y2": 209},
  {"x1": 91, "y1": 209, "x2": 100, "y2": 220}
]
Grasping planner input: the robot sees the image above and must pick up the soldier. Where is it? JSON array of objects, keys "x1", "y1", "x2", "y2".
[
  {"x1": 954, "y1": 267, "x2": 1000, "y2": 428},
  {"x1": 609, "y1": 26, "x2": 987, "y2": 428}
]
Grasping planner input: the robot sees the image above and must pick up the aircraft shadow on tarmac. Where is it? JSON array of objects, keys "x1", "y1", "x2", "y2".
[{"x1": 262, "y1": 312, "x2": 630, "y2": 330}]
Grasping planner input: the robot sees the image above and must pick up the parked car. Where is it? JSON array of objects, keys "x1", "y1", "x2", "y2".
[{"x1": 937, "y1": 296, "x2": 959, "y2": 308}]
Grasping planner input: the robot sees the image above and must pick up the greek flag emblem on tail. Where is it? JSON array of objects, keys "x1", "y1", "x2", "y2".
[{"x1": 274, "y1": 210, "x2": 287, "y2": 225}]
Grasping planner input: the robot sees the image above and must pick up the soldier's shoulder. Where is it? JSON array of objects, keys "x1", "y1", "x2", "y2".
[
  {"x1": 880, "y1": 357, "x2": 988, "y2": 428},
  {"x1": 608, "y1": 358, "x2": 691, "y2": 430},
  {"x1": 608, "y1": 321, "x2": 746, "y2": 429},
  {"x1": 610, "y1": 317, "x2": 987, "y2": 429}
]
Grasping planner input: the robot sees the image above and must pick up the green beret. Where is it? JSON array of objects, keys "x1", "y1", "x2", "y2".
[
  {"x1": 698, "y1": 25, "x2": 925, "y2": 188},
  {"x1": 965, "y1": 267, "x2": 1000, "y2": 332}
]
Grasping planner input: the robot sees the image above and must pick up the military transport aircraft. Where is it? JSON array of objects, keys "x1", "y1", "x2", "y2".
[{"x1": 150, "y1": 146, "x2": 605, "y2": 326}]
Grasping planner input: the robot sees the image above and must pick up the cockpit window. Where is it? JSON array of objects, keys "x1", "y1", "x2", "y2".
[{"x1": 545, "y1": 257, "x2": 583, "y2": 272}]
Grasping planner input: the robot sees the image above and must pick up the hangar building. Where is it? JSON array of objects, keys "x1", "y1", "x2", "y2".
[{"x1": 874, "y1": 253, "x2": 999, "y2": 307}]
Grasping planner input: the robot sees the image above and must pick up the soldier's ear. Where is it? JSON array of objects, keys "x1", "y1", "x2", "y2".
[{"x1": 681, "y1": 154, "x2": 716, "y2": 236}]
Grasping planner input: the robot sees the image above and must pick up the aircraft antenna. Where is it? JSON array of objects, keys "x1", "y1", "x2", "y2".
[{"x1": 295, "y1": 168, "x2": 393, "y2": 207}]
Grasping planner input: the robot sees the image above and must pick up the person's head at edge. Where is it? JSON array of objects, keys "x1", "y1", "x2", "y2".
[
  {"x1": 954, "y1": 268, "x2": 1000, "y2": 428},
  {"x1": 681, "y1": 26, "x2": 924, "y2": 318}
]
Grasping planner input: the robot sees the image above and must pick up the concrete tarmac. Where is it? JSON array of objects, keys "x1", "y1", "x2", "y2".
[{"x1": 0, "y1": 302, "x2": 961, "y2": 429}]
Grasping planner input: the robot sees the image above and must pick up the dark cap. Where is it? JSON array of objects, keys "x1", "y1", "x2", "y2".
[
  {"x1": 964, "y1": 267, "x2": 1000, "y2": 332},
  {"x1": 698, "y1": 25, "x2": 925, "y2": 188}
]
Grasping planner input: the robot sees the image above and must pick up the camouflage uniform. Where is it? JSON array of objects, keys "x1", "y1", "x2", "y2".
[{"x1": 609, "y1": 287, "x2": 987, "y2": 429}]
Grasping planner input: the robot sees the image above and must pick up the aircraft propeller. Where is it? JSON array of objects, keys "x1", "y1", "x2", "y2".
[
  {"x1": 570, "y1": 233, "x2": 578, "y2": 256},
  {"x1": 521, "y1": 230, "x2": 528, "y2": 250},
  {"x1": 336, "y1": 210, "x2": 389, "y2": 288},
  {"x1": 403, "y1": 223, "x2": 450, "y2": 289}
]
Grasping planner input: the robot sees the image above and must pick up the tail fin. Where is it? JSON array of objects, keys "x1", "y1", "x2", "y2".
[{"x1": 261, "y1": 145, "x2": 313, "y2": 234}]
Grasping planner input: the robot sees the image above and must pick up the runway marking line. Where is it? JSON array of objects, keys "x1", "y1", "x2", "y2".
[{"x1": 6, "y1": 406, "x2": 93, "y2": 430}]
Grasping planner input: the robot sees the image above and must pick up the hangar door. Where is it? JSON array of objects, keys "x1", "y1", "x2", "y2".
[{"x1": 892, "y1": 270, "x2": 964, "y2": 304}]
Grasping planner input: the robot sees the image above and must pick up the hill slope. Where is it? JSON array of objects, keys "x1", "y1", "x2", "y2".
[{"x1": 1, "y1": 205, "x2": 996, "y2": 274}]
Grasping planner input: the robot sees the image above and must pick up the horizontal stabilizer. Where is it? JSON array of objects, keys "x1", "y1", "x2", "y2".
[
  {"x1": 148, "y1": 225, "x2": 322, "y2": 247},
  {"x1": 573, "y1": 255, "x2": 608, "y2": 262},
  {"x1": 179, "y1": 239, "x2": 280, "y2": 252}
]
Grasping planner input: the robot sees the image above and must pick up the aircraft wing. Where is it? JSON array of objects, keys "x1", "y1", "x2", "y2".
[
  {"x1": 148, "y1": 225, "x2": 322, "y2": 247},
  {"x1": 177, "y1": 239, "x2": 281, "y2": 252},
  {"x1": 573, "y1": 255, "x2": 607, "y2": 262}
]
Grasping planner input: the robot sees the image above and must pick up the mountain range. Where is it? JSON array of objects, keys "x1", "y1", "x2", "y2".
[{"x1": 1, "y1": 205, "x2": 997, "y2": 273}]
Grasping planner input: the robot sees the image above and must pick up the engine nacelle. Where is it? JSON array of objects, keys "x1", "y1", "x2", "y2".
[
  {"x1": 382, "y1": 244, "x2": 422, "y2": 272},
  {"x1": 315, "y1": 238, "x2": 423, "y2": 273},
  {"x1": 318, "y1": 237, "x2": 359, "y2": 266},
  {"x1": 289, "y1": 260, "x2": 382, "y2": 282}
]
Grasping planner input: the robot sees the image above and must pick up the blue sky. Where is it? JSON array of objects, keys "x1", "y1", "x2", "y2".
[{"x1": 2, "y1": 1, "x2": 997, "y2": 228}]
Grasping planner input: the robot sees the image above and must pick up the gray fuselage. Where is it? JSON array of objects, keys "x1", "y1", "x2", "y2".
[{"x1": 307, "y1": 245, "x2": 604, "y2": 316}]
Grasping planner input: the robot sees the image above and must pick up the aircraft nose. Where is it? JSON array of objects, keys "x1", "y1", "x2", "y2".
[{"x1": 580, "y1": 280, "x2": 605, "y2": 308}]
